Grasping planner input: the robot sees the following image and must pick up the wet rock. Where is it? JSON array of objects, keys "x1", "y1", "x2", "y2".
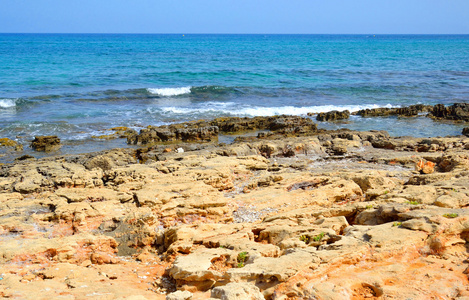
[
  {"x1": 127, "y1": 116, "x2": 318, "y2": 145},
  {"x1": 212, "y1": 115, "x2": 316, "y2": 134},
  {"x1": 31, "y1": 136, "x2": 61, "y2": 152},
  {"x1": 0, "y1": 138, "x2": 23, "y2": 151},
  {"x1": 430, "y1": 103, "x2": 469, "y2": 121},
  {"x1": 355, "y1": 104, "x2": 432, "y2": 117},
  {"x1": 127, "y1": 124, "x2": 219, "y2": 145},
  {"x1": 14, "y1": 155, "x2": 35, "y2": 161},
  {"x1": 463, "y1": 127, "x2": 469, "y2": 137},
  {"x1": 316, "y1": 110, "x2": 350, "y2": 122}
]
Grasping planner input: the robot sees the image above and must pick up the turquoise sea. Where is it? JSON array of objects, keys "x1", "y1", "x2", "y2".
[{"x1": 0, "y1": 34, "x2": 468, "y2": 158}]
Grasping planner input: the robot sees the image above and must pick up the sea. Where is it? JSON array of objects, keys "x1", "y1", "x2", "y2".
[{"x1": 1, "y1": 34, "x2": 468, "y2": 160}]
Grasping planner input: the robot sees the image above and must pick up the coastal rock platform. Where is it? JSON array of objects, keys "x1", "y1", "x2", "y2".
[{"x1": 1, "y1": 124, "x2": 469, "y2": 299}]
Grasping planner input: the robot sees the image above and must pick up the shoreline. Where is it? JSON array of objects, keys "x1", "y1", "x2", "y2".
[
  {"x1": 1, "y1": 118, "x2": 469, "y2": 298},
  {"x1": 1, "y1": 102, "x2": 469, "y2": 164}
]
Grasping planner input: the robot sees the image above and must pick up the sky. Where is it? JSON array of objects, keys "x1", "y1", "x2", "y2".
[{"x1": 0, "y1": 0, "x2": 468, "y2": 34}]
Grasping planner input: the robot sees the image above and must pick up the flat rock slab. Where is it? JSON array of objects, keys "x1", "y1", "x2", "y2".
[
  {"x1": 227, "y1": 250, "x2": 319, "y2": 282},
  {"x1": 170, "y1": 248, "x2": 234, "y2": 282}
]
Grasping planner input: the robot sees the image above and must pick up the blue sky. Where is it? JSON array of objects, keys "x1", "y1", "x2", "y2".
[{"x1": 0, "y1": 0, "x2": 468, "y2": 34}]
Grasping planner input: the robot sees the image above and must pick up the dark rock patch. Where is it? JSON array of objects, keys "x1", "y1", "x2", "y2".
[
  {"x1": 355, "y1": 104, "x2": 433, "y2": 117},
  {"x1": 430, "y1": 103, "x2": 469, "y2": 121},
  {"x1": 315, "y1": 110, "x2": 350, "y2": 122},
  {"x1": 31, "y1": 136, "x2": 61, "y2": 152}
]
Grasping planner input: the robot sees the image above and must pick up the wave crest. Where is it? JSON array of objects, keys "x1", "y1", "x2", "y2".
[
  {"x1": 0, "y1": 98, "x2": 17, "y2": 108},
  {"x1": 147, "y1": 87, "x2": 191, "y2": 96},
  {"x1": 160, "y1": 104, "x2": 396, "y2": 117}
]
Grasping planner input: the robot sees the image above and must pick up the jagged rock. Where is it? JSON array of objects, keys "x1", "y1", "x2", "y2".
[
  {"x1": 430, "y1": 103, "x2": 469, "y2": 121},
  {"x1": 127, "y1": 115, "x2": 318, "y2": 145},
  {"x1": 316, "y1": 110, "x2": 350, "y2": 121},
  {"x1": 31, "y1": 136, "x2": 61, "y2": 152},
  {"x1": 128, "y1": 124, "x2": 219, "y2": 145},
  {"x1": 355, "y1": 104, "x2": 432, "y2": 117}
]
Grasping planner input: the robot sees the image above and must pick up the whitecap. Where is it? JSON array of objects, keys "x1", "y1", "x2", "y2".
[
  {"x1": 0, "y1": 98, "x2": 17, "y2": 108},
  {"x1": 160, "y1": 103, "x2": 397, "y2": 117},
  {"x1": 147, "y1": 87, "x2": 191, "y2": 96}
]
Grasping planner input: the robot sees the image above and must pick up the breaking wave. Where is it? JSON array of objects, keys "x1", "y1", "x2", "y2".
[
  {"x1": 147, "y1": 87, "x2": 192, "y2": 96},
  {"x1": 160, "y1": 103, "x2": 396, "y2": 117},
  {"x1": 0, "y1": 98, "x2": 17, "y2": 108}
]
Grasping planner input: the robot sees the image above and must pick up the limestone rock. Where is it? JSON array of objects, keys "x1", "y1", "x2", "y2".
[
  {"x1": 227, "y1": 250, "x2": 319, "y2": 282},
  {"x1": 166, "y1": 290, "x2": 193, "y2": 300},
  {"x1": 211, "y1": 282, "x2": 264, "y2": 300},
  {"x1": 169, "y1": 248, "x2": 234, "y2": 282}
]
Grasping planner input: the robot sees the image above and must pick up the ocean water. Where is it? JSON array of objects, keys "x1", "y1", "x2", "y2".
[{"x1": 0, "y1": 34, "x2": 468, "y2": 159}]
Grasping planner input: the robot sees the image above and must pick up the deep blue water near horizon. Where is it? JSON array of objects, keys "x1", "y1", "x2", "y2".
[{"x1": 1, "y1": 34, "x2": 468, "y2": 161}]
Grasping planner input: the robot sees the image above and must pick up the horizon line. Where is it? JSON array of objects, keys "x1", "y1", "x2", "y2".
[{"x1": 1, "y1": 32, "x2": 468, "y2": 35}]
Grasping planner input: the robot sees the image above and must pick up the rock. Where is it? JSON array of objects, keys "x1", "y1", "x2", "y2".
[
  {"x1": 0, "y1": 138, "x2": 23, "y2": 151},
  {"x1": 355, "y1": 104, "x2": 432, "y2": 117},
  {"x1": 90, "y1": 252, "x2": 118, "y2": 265},
  {"x1": 434, "y1": 193, "x2": 469, "y2": 208},
  {"x1": 84, "y1": 149, "x2": 136, "y2": 170},
  {"x1": 127, "y1": 115, "x2": 318, "y2": 145},
  {"x1": 331, "y1": 144, "x2": 347, "y2": 155},
  {"x1": 169, "y1": 248, "x2": 234, "y2": 288},
  {"x1": 166, "y1": 290, "x2": 193, "y2": 300},
  {"x1": 463, "y1": 127, "x2": 469, "y2": 137},
  {"x1": 2, "y1": 125, "x2": 469, "y2": 299},
  {"x1": 415, "y1": 159, "x2": 435, "y2": 174},
  {"x1": 430, "y1": 103, "x2": 469, "y2": 121},
  {"x1": 211, "y1": 282, "x2": 264, "y2": 300},
  {"x1": 14, "y1": 155, "x2": 35, "y2": 161},
  {"x1": 227, "y1": 250, "x2": 319, "y2": 282},
  {"x1": 316, "y1": 110, "x2": 350, "y2": 122},
  {"x1": 30, "y1": 136, "x2": 61, "y2": 152}
]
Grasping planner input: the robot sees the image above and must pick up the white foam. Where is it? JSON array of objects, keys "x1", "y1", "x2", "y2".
[
  {"x1": 0, "y1": 99, "x2": 17, "y2": 108},
  {"x1": 147, "y1": 87, "x2": 191, "y2": 96},
  {"x1": 160, "y1": 104, "x2": 397, "y2": 117}
]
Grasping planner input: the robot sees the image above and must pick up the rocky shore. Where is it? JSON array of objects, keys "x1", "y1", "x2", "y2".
[{"x1": 1, "y1": 113, "x2": 469, "y2": 299}]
